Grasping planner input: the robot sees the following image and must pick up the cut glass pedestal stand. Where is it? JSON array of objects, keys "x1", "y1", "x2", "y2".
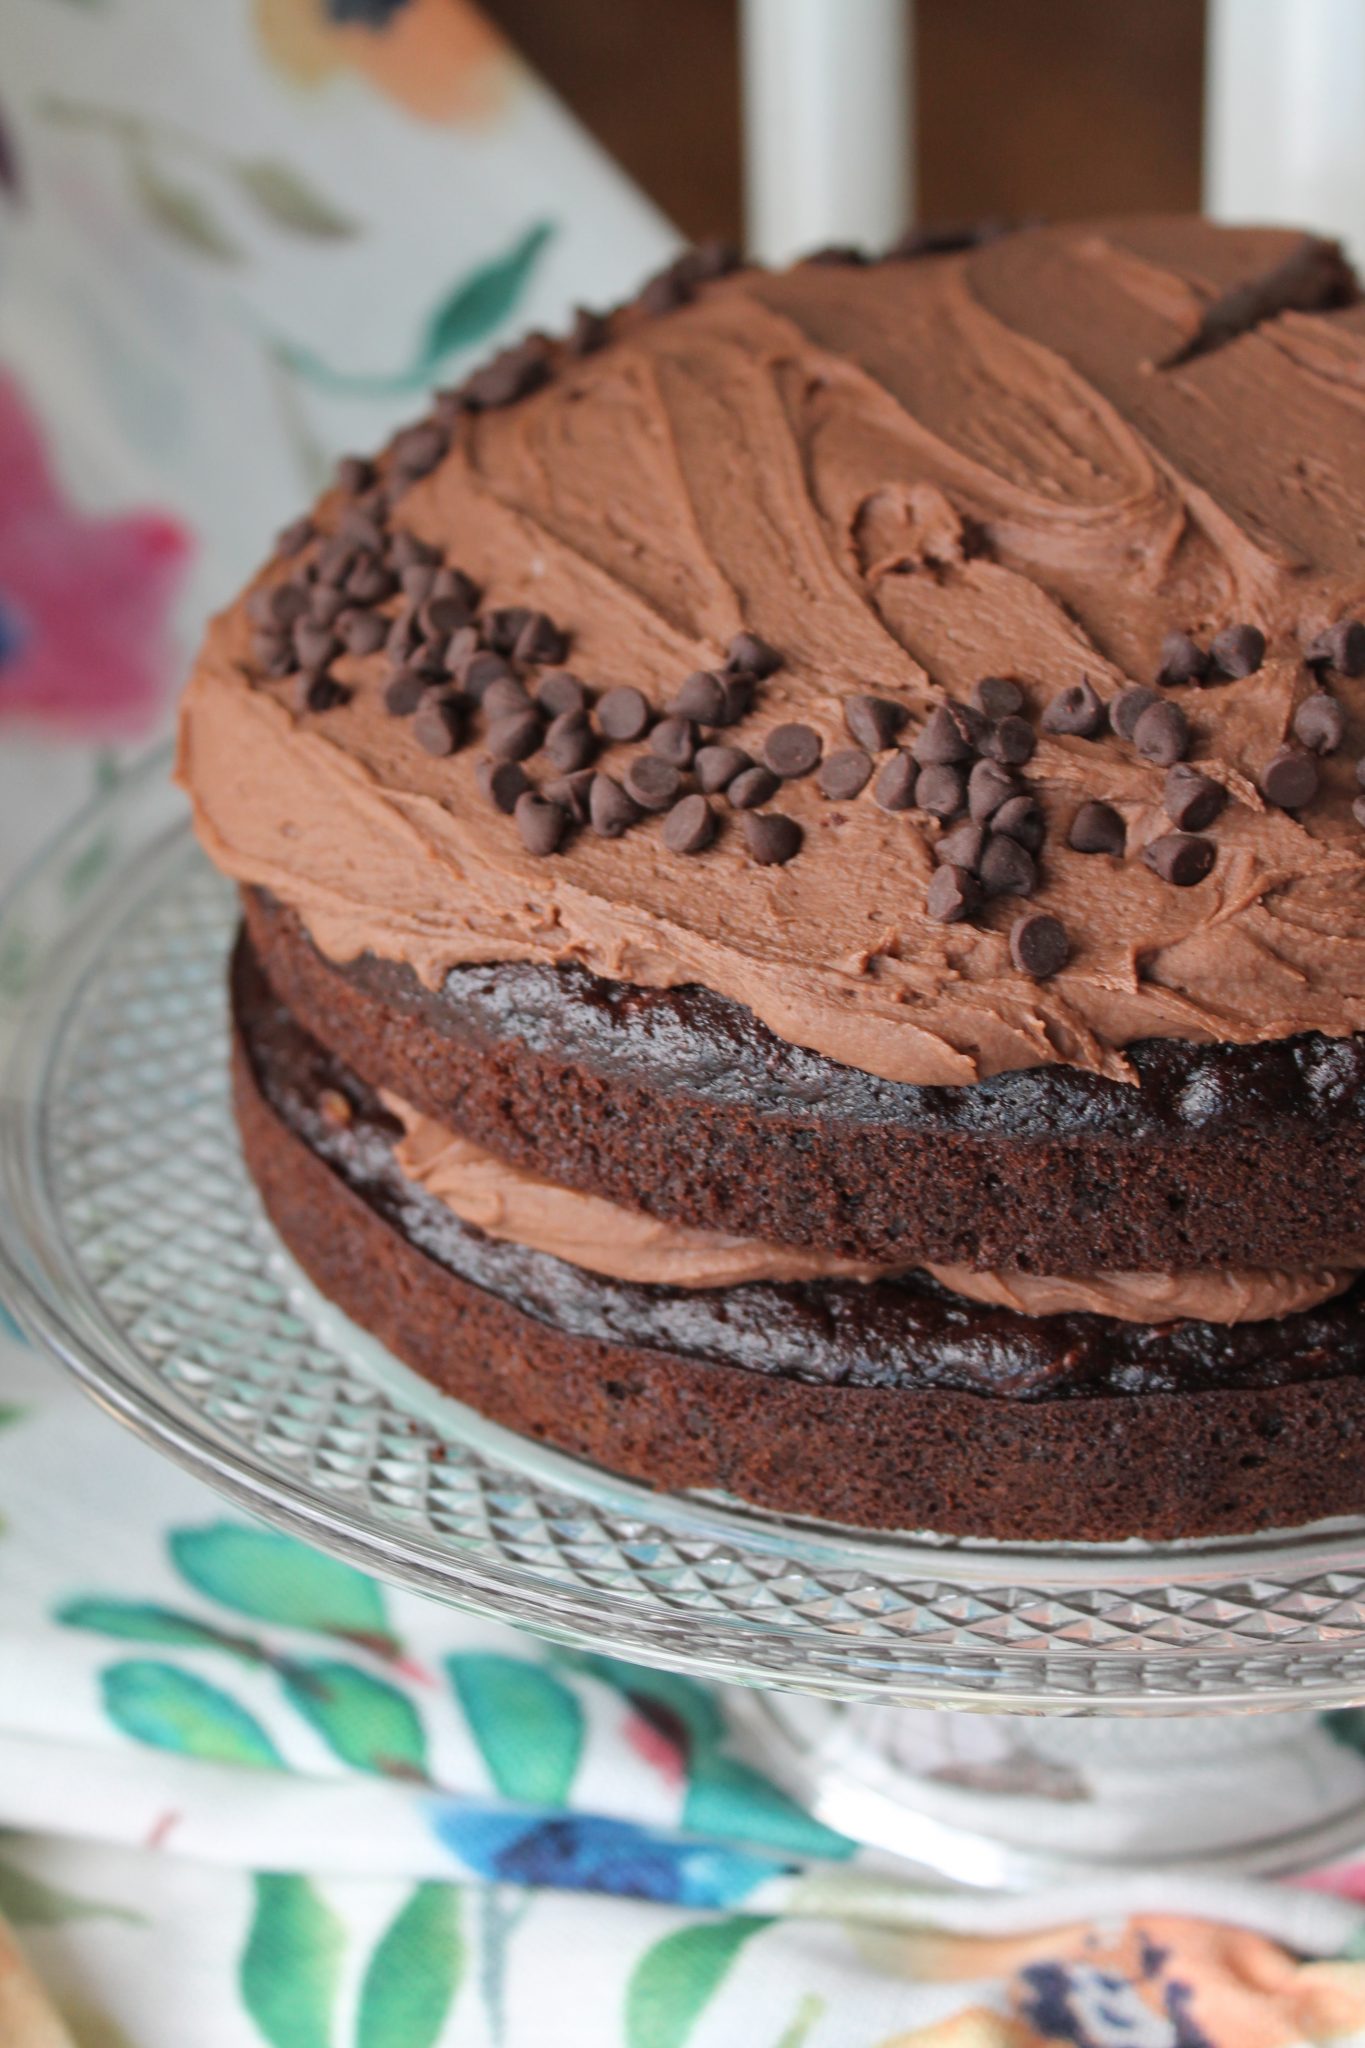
[{"x1": 7, "y1": 755, "x2": 1365, "y2": 1884}]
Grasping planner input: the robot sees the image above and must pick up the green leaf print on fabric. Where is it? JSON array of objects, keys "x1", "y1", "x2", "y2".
[
  {"x1": 0, "y1": 1402, "x2": 24, "y2": 1427},
  {"x1": 447, "y1": 1653, "x2": 584, "y2": 1805},
  {"x1": 241, "y1": 1874, "x2": 344, "y2": 2048},
  {"x1": 232, "y1": 159, "x2": 358, "y2": 239},
  {"x1": 169, "y1": 1523, "x2": 399, "y2": 1655},
  {"x1": 0, "y1": 1856, "x2": 143, "y2": 1928},
  {"x1": 279, "y1": 1660, "x2": 427, "y2": 1780},
  {"x1": 625, "y1": 1918, "x2": 765, "y2": 2048},
  {"x1": 58, "y1": 1598, "x2": 266, "y2": 1662},
  {"x1": 269, "y1": 220, "x2": 555, "y2": 398},
  {"x1": 684, "y1": 1753, "x2": 854, "y2": 1863},
  {"x1": 102, "y1": 1661, "x2": 283, "y2": 1769},
  {"x1": 129, "y1": 148, "x2": 245, "y2": 263},
  {"x1": 356, "y1": 1883, "x2": 462, "y2": 2048}
]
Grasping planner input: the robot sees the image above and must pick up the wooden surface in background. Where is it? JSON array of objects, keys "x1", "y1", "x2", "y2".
[{"x1": 481, "y1": 0, "x2": 1204, "y2": 244}]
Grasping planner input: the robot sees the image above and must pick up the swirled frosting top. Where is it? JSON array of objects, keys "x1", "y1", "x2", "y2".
[{"x1": 179, "y1": 217, "x2": 1365, "y2": 1086}]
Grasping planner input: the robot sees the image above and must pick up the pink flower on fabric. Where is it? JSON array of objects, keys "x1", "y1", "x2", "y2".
[{"x1": 0, "y1": 373, "x2": 191, "y2": 737}]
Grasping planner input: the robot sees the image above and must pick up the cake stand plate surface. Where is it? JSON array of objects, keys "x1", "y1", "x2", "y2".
[{"x1": 12, "y1": 760, "x2": 1365, "y2": 1877}]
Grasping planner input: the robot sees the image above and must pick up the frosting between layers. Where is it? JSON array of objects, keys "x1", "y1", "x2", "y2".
[
  {"x1": 384, "y1": 1090, "x2": 1355, "y2": 1322},
  {"x1": 179, "y1": 218, "x2": 1365, "y2": 1086}
]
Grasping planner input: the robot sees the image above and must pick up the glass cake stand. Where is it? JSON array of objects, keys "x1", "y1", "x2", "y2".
[{"x1": 9, "y1": 753, "x2": 1365, "y2": 1882}]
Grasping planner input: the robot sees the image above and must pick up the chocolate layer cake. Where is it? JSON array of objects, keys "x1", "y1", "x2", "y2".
[{"x1": 180, "y1": 217, "x2": 1365, "y2": 1539}]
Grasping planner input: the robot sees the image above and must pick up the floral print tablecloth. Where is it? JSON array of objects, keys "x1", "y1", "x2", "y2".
[{"x1": 8, "y1": 4, "x2": 1365, "y2": 2044}]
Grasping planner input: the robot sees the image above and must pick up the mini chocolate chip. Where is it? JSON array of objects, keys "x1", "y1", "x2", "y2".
[
  {"x1": 763, "y1": 723, "x2": 822, "y2": 778},
  {"x1": 673, "y1": 238, "x2": 742, "y2": 285},
  {"x1": 483, "y1": 669, "x2": 533, "y2": 715},
  {"x1": 650, "y1": 715, "x2": 698, "y2": 768},
  {"x1": 926, "y1": 863, "x2": 980, "y2": 924},
  {"x1": 717, "y1": 672, "x2": 755, "y2": 724},
  {"x1": 1354, "y1": 793, "x2": 1365, "y2": 829},
  {"x1": 412, "y1": 692, "x2": 465, "y2": 755},
  {"x1": 293, "y1": 621, "x2": 341, "y2": 672},
  {"x1": 1356, "y1": 755, "x2": 1365, "y2": 790},
  {"x1": 589, "y1": 773, "x2": 641, "y2": 838},
  {"x1": 1308, "y1": 619, "x2": 1365, "y2": 677},
  {"x1": 982, "y1": 715, "x2": 1036, "y2": 766},
  {"x1": 725, "y1": 631, "x2": 781, "y2": 679},
  {"x1": 913, "y1": 705, "x2": 976, "y2": 765},
  {"x1": 544, "y1": 768, "x2": 596, "y2": 823},
  {"x1": 639, "y1": 264, "x2": 693, "y2": 315},
  {"x1": 1261, "y1": 744, "x2": 1319, "y2": 810},
  {"x1": 1108, "y1": 689, "x2": 1157, "y2": 743},
  {"x1": 991, "y1": 794, "x2": 1045, "y2": 851},
  {"x1": 477, "y1": 759, "x2": 532, "y2": 813},
  {"x1": 597, "y1": 685, "x2": 652, "y2": 741},
  {"x1": 247, "y1": 581, "x2": 308, "y2": 630},
  {"x1": 454, "y1": 650, "x2": 506, "y2": 700},
  {"x1": 252, "y1": 632, "x2": 293, "y2": 678},
  {"x1": 1068, "y1": 799, "x2": 1125, "y2": 855},
  {"x1": 537, "y1": 670, "x2": 589, "y2": 717},
  {"x1": 388, "y1": 531, "x2": 439, "y2": 572},
  {"x1": 1041, "y1": 678, "x2": 1107, "y2": 738},
  {"x1": 1293, "y1": 691, "x2": 1347, "y2": 755},
  {"x1": 936, "y1": 821, "x2": 986, "y2": 871},
  {"x1": 565, "y1": 305, "x2": 608, "y2": 357},
  {"x1": 625, "y1": 756, "x2": 682, "y2": 811},
  {"x1": 390, "y1": 422, "x2": 448, "y2": 482},
  {"x1": 1146, "y1": 831, "x2": 1219, "y2": 888},
  {"x1": 1210, "y1": 622, "x2": 1266, "y2": 678},
  {"x1": 1157, "y1": 631, "x2": 1209, "y2": 686},
  {"x1": 484, "y1": 606, "x2": 531, "y2": 655},
  {"x1": 662, "y1": 793, "x2": 716, "y2": 855},
  {"x1": 338, "y1": 507, "x2": 386, "y2": 554},
  {"x1": 343, "y1": 557, "x2": 397, "y2": 602},
  {"x1": 336, "y1": 454, "x2": 375, "y2": 495},
  {"x1": 844, "y1": 694, "x2": 908, "y2": 751},
  {"x1": 384, "y1": 668, "x2": 431, "y2": 716},
  {"x1": 818, "y1": 747, "x2": 873, "y2": 800},
  {"x1": 728, "y1": 764, "x2": 779, "y2": 809},
  {"x1": 1143, "y1": 831, "x2": 1216, "y2": 886},
  {"x1": 1164, "y1": 764, "x2": 1227, "y2": 831},
  {"x1": 463, "y1": 340, "x2": 551, "y2": 411},
  {"x1": 487, "y1": 708, "x2": 543, "y2": 761},
  {"x1": 421, "y1": 593, "x2": 475, "y2": 640},
  {"x1": 294, "y1": 673, "x2": 350, "y2": 714},
  {"x1": 972, "y1": 675, "x2": 1024, "y2": 719},
  {"x1": 695, "y1": 744, "x2": 751, "y2": 793},
  {"x1": 307, "y1": 584, "x2": 348, "y2": 628},
  {"x1": 338, "y1": 609, "x2": 388, "y2": 657},
  {"x1": 915, "y1": 762, "x2": 966, "y2": 820},
  {"x1": 275, "y1": 516, "x2": 314, "y2": 557},
  {"x1": 513, "y1": 611, "x2": 569, "y2": 666},
  {"x1": 967, "y1": 758, "x2": 1018, "y2": 823},
  {"x1": 1010, "y1": 911, "x2": 1069, "y2": 979},
  {"x1": 979, "y1": 834, "x2": 1037, "y2": 898},
  {"x1": 314, "y1": 537, "x2": 357, "y2": 588},
  {"x1": 515, "y1": 791, "x2": 568, "y2": 857},
  {"x1": 873, "y1": 752, "x2": 918, "y2": 811},
  {"x1": 742, "y1": 812, "x2": 802, "y2": 865},
  {"x1": 672, "y1": 670, "x2": 728, "y2": 723},
  {"x1": 1133, "y1": 699, "x2": 1190, "y2": 766},
  {"x1": 386, "y1": 610, "x2": 419, "y2": 661},
  {"x1": 545, "y1": 709, "x2": 596, "y2": 771}
]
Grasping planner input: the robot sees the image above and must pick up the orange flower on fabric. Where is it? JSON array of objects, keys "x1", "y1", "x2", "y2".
[{"x1": 255, "y1": 0, "x2": 518, "y2": 124}]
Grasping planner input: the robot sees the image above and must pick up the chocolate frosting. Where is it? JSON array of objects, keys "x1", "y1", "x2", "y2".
[
  {"x1": 385, "y1": 1088, "x2": 1354, "y2": 1323},
  {"x1": 180, "y1": 218, "x2": 1365, "y2": 1086}
]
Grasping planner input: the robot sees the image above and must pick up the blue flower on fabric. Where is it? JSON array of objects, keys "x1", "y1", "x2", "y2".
[
  {"x1": 429, "y1": 1804, "x2": 791, "y2": 1907},
  {"x1": 0, "y1": 597, "x2": 27, "y2": 670},
  {"x1": 325, "y1": 0, "x2": 412, "y2": 23}
]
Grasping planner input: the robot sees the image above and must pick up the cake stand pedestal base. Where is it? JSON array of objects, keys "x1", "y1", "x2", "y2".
[{"x1": 731, "y1": 1695, "x2": 1365, "y2": 1884}]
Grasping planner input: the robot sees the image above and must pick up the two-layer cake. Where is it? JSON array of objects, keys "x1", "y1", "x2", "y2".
[{"x1": 179, "y1": 217, "x2": 1365, "y2": 1539}]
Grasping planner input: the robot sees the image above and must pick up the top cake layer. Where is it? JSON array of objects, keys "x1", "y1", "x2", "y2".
[{"x1": 179, "y1": 217, "x2": 1365, "y2": 1087}]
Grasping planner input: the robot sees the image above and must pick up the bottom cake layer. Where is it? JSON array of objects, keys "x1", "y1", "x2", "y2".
[{"x1": 232, "y1": 933, "x2": 1365, "y2": 1541}]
